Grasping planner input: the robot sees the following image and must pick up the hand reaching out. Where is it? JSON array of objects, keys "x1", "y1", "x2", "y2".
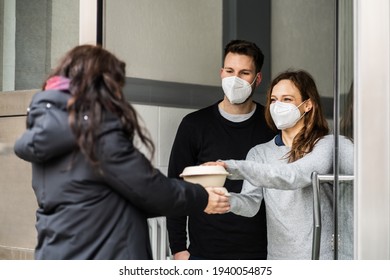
[
  {"x1": 204, "y1": 187, "x2": 230, "y2": 214},
  {"x1": 202, "y1": 161, "x2": 227, "y2": 168}
]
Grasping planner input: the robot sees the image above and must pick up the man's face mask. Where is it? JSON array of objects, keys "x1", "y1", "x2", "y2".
[{"x1": 222, "y1": 75, "x2": 257, "y2": 104}]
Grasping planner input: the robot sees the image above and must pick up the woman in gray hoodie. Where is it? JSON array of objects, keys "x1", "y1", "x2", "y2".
[{"x1": 207, "y1": 70, "x2": 354, "y2": 259}]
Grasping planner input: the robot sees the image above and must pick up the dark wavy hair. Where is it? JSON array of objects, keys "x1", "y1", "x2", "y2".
[
  {"x1": 265, "y1": 70, "x2": 329, "y2": 162},
  {"x1": 45, "y1": 44, "x2": 155, "y2": 168}
]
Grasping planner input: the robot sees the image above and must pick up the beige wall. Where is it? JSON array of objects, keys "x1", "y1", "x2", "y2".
[
  {"x1": 104, "y1": 0, "x2": 223, "y2": 86},
  {"x1": 0, "y1": 91, "x2": 35, "y2": 259}
]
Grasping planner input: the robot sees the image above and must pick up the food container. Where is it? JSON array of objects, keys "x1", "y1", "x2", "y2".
[{"x1": 180, "y1": 165, "x2": 229, "y2": 188}]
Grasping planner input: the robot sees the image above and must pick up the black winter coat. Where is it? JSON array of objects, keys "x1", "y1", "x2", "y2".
[{"x1": 14, "y1": 89, "x2": 208, "y2": 259}]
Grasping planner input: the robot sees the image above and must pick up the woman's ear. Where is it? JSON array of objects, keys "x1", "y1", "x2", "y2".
[{"x1": 305, "y1": 99, "x2": 313, "y2": 112}]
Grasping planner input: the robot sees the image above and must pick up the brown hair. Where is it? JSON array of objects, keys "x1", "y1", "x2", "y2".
[
  {"x1": 46, "y1": 44, "x2": 154, "y2": 168},
  {"x1": 265, "y1": 70, "x2": 329, "y2": 162}
]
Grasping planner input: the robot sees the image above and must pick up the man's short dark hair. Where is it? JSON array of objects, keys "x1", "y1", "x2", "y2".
[{"x1": 224, "y1": 40, "x2": 264, "y2": 73}]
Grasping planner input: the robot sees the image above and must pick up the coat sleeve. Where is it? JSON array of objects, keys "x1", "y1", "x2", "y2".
[
  {"x1": 224, "y1": 137, "x2": 336, "y2": 190},
  {"x1": 97, "y1": 128, "x2": 208, "y2": 218},
  {"x1": 14, "y1": 91, "x2": 76, "y2": 163}
]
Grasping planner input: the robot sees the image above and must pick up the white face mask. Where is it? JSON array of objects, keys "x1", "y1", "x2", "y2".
[
  {"x1": 222, "y1": 76, "x2": 257, "y2": 104},
  {"x1": 270, "y1": 100, "x2": 306, "y2": 130}
]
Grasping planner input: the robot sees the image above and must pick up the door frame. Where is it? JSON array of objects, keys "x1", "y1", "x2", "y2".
[{"x1": 354, "y1": 0, "x2": 390, "y2": 259}]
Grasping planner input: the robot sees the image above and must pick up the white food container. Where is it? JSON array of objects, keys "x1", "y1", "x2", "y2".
[{"x1": 180, "y1": 165, "x2": 229, "y2": 188}]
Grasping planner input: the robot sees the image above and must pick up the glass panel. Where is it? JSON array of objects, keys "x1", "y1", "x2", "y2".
[
  {"x1": 337, "y1": 0, "x2": 354, "y2": 260},
  {"x1": 0, "y1": 0, "x2": 79, "y2": 92}
]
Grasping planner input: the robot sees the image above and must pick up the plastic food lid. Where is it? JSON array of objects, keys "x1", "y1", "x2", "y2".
[{"x1": 180, "y1": 165, "x2": 228, "y2": 177}]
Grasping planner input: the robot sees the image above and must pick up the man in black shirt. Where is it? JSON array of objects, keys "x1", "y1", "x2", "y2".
[{"x1": 167, "y1": 40, "x2": 275, "y2": 260}]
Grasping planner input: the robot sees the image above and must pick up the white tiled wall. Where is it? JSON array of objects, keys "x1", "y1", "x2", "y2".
[{"x1": 133, "y1": 104, "x2": 195, "y2": 176}]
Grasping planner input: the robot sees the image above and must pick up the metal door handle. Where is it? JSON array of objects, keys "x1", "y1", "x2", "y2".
[{"x1": 311, "y1": 172, "x2": 354, "y2": 259}]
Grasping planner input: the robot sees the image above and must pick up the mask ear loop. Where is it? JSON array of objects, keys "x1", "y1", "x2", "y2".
[
  {"x1": 245, "y1": 74, "x2": 259, "y2": 98},
  {"x1": 296, "y1": 100, "x2": 309, "y2": 121},
  {"x1": 297, "y1": 99, "x2": 307, "y2": 108},
  {"x1": 250, "y1": 72, "x2": 261, "y2": 86},
  {"x1": 298, "y1": 99, "x2": 314, "y2": 113}
]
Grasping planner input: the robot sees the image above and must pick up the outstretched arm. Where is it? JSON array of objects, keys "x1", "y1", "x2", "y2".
[{"x1": 224, "y1": 137, "x2": 335, "y2": 190}]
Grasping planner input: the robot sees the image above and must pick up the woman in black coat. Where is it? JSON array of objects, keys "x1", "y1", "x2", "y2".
[{"x1": 14, "y1": 45, "x2": 229, "y2": 260}]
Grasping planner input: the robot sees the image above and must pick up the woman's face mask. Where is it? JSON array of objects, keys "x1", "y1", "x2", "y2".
[
  {"x1": 270, "y1": 100, "x2": 307, "y2": 130},
  {"x1": 222, "y1": 76, "x2": 257, "y2": 104}
]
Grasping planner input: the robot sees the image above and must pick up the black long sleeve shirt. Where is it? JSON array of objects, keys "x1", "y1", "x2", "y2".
[{"x1": 167, "y1": 101, "x2": 275, "y2": 259}]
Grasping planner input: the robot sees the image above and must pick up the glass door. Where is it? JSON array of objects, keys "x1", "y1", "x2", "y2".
[
  {"x1": 311, "y1": 0, "x2": 354, "y2": 260},
  {"x1": 335, "y1": 0, "x2": 354, "y2": 260}
]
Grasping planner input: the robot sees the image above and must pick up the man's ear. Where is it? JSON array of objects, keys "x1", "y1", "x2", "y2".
[{"x1": 255, "y1": 72, "x2": 262, "y2": 87}]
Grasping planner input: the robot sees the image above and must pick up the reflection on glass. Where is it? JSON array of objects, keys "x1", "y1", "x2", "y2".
[
  {"x1": 0, "y1": 0, "x2": 79, "y2": 92},
  {"x1": 340, "y1": 83, "x2": 353, "y2": 141},
  {"x1": 338, "y1": 82, "x2": 354, "y2": 260},
  {"x1": 337, "y1": 0, "x2": 354, "y2": 260}
]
